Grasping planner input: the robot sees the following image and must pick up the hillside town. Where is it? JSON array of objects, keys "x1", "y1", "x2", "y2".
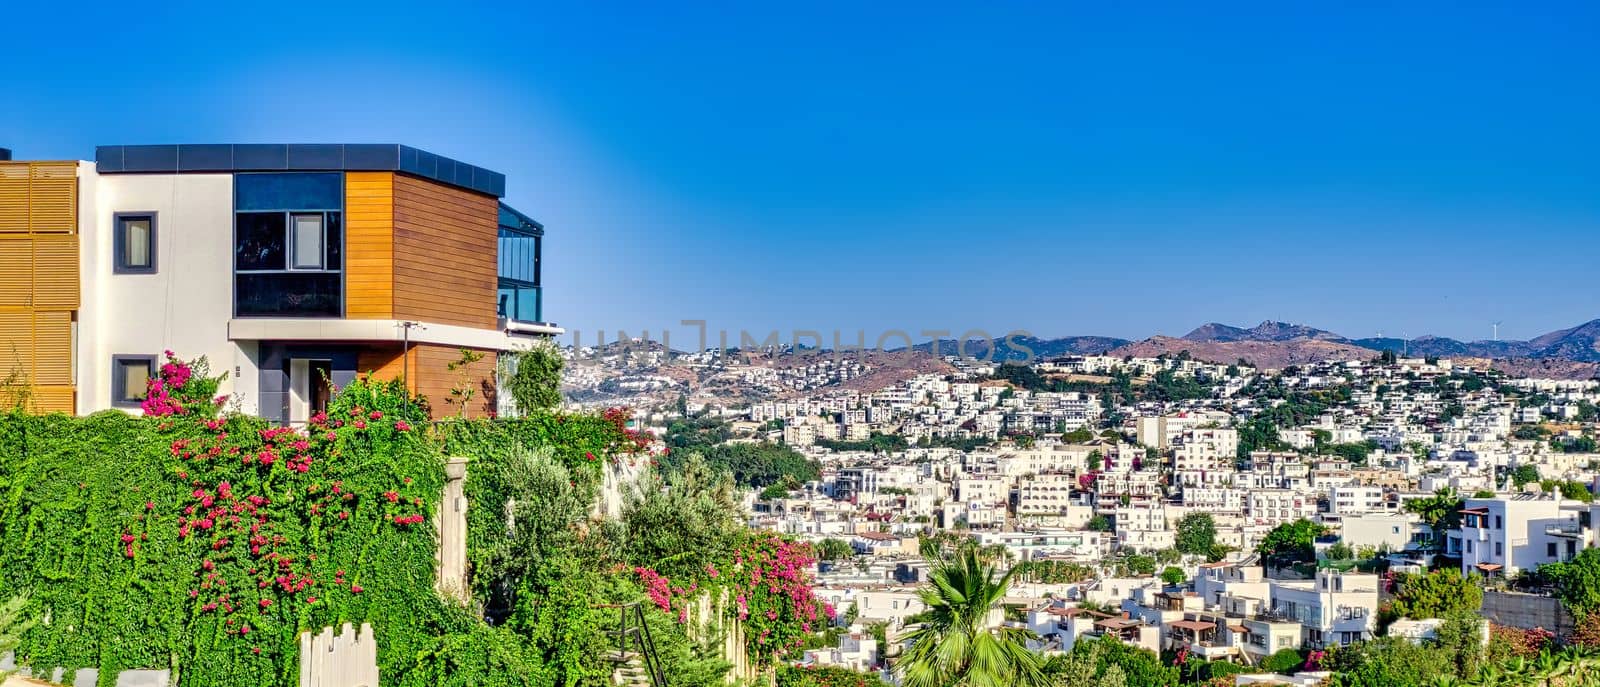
[{"x1": 630, "y1": 348, "x2": 1600, "y2": 682}]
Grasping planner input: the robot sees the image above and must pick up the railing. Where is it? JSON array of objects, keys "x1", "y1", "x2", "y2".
[
  {"x1": 1547, "y1": 523, "x2": 1582, "y2": 536},
  {"x1": 599, "y1": 602, "x2": 668, "y2": 687}
]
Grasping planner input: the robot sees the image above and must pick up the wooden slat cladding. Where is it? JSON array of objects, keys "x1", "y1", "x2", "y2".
[
  {"x1": 31, "y1": 235, "x2": 79, "y2": 308},
  {"x1": 0, "y1": 239, "x2": 31, "y2": 307},
  {"x1": 355, "y1": 344, "x2": 495, "y2": 419},
  {"x1": 0, "y1": 161, "x2": 78, "y2": 414},
  {"x1": 0, "y1": 310, "x2": 74, "y2": 412},
  {"x1": 409, "y1": 344, "x2": 496, "y2": 419},
  {"x1": 28, "y1": 163, "x2": 77, "y2": 232},
  {"x1": 391, "y1": 175, "x2": 498, "y2": 329},
  {"x1": 344, "y1": 173, "x2": 395, "y2": 319},
  {"x1": 356, "y1": 345, "x2": 406, "y2": 382},
  {"x1": 0, "y1": 161, "x2": 77, "y2": 233}
]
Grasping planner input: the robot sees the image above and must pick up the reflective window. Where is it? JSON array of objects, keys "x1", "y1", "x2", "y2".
[
  {"x1": 234, "y1": 172, "x2": 344, "y2": 317},
  {"x1": 114, "y1": 214, "x2": 157, "y2": 273},
  {"x1": 236, "y1": 173, "x2": 343, "y2": 211},
  {"x1": 111, "y1": 355, "x2": 156, "y2": 407},
  {"x1": 237, "y1": 212, "x2": 287, "y2": 270},
  {"x1": 235, "y1": 274, "x2": 342, "y2": 317}
]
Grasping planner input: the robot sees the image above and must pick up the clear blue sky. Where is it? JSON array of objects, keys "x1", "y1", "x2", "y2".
[{"x1": 4, "y1": 1, "x2": 1597, "y2": 344}]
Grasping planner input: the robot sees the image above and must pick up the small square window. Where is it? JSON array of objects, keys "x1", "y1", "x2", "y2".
[
  {"x1": 114, "y1": 213, "x2": 157, "y2": 274},
  {"x1": 111, "y1": 355, "x2": 157, "y2": 408}
]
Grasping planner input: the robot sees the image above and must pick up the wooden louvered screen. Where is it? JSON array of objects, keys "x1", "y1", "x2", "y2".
[{"x1": 0, "y1": 161, "x2": 79, "y2": 413}]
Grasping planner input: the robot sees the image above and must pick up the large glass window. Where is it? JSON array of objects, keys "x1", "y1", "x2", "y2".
[
  {"x1": 235, "y1": 274, "x2": 342, "y2": 317},
  {"x1": 237, "y1": 212, "x2": 287, "y2": 270},
  {"x1": 236, "y1": 173, "x2": 343, "y2": 211},
  {"x1": 497, "y1": 282, "x2": 541, "y2": 322},
  {"x1": 234, "y1": 173, "x2": 344, "y2": 317},
  {"x1": 497, "y1": 202, "x2": 543, "y2": 323}
]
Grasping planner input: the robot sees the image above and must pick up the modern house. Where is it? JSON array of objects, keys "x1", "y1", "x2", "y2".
[
  {"x1": 0, "y1": 143, "x2": 556, "y2": 421},
  {"x1": 1449, "y1": 492, "x2": 1576, "y2": 577}
]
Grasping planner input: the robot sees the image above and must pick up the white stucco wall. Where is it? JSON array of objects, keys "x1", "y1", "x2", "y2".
[{"x1": 79, "y1": 171, "x2": 259, "y2": 414}]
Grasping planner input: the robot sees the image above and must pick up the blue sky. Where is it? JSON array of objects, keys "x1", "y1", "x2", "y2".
[{"x1": 4, "y1": 1, "x2": 1597, "y2": 344}]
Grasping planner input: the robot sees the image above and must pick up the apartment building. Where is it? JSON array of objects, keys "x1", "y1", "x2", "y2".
[
  {"x1": 1328, "y1": 485, "x2": 1386, "y2": 515},
  {"x1": 0, "y1": 143, "x2": 554, "y2": 421},
  {"x1": 1270, "y1": 570, "x2": 1379, "y2": 648}
]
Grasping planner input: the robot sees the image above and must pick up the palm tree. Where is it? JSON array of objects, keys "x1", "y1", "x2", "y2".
[{"x1": 897, "y1": 547, "x2": 1048, "y2": 687}]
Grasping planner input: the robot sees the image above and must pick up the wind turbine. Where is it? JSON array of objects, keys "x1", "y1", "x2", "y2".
[{"x1": 1492, "y1": 321, "x2": 1502, "y2": 342}]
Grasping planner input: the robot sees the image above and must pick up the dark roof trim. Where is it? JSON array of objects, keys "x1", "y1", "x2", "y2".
[
  {"x1": 498, "y1": 201, "x2": 545, "y2": 233},
  {"x1": 94, "y1": 144, "x2": 505, "y2": 197}
]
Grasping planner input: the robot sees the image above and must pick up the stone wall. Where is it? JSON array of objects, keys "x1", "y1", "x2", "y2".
[{"x1": 1481, "y1": 590, "x2": 1575, "y2": 636}]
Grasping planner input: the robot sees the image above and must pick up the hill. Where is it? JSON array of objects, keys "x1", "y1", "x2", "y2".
[
  {"x1": 1108, "y1": 335, "x2": 1375, "y2": 370},
  {"x1": 1182, "y1": 320, "x2": 1347, "y2": 343}
]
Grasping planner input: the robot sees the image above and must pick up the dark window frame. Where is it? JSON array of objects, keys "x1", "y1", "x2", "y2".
[
  {"x1": 113, "y1": 212, "x2": 158, "y2": 274},
  {"x1": 111, "y1": 354, "x2": 158, "y2": 408},
  {"x1": 231, "y1": 172, "x2": 345, "y2": 318}
]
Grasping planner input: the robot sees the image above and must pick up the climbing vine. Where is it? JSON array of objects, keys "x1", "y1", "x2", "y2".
[{"x1": 0, "y1": 354, "x2": 825, "y2": 686}]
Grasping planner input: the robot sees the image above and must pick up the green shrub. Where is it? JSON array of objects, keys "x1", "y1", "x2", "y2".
[{"x1": 1261, "y1": 647, "x2": 1306, "y2": 673}]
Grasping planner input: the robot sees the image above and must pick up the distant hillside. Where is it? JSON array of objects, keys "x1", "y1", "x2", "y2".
[
  {"x1": 908, "y1": 335, "x2": 1130, "y2": 361},
  {"x1": 1183, "y1": 320, "x2": 1347, "y2": 343},
  {"x1": 1527, "y1": 319, "x2": 1600, "y2": 362},
  {"x1": 1351, "y1": 336, "x2": 1535, "y2": 359},
  {"x1": 1351, "y1": 318, "x2": 1600, "y2": 363},
  {"x1": 1109, "y1": 335, "x2": 1375, "y2": 370}
]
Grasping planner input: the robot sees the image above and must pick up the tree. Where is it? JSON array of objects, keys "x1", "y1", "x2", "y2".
[
  {"x1": 1322, "y1": 636, "x2": 1454, "y2": 687},
  {"x1": 1404, "y1": 489, "x2": 1465, "y2": 551},
  {"x1": 1175, "y1": 513, "x2": 1218, "y2": 558},
  {"x1": 473, "y1": 446, "x2": 593, "y2": 620},
  {"x1": 664, "y1": 441, "x2": 821, "y2": 488},
  {"x1": 1325, "y1": 540, "x2": 1354, "y2": 561},
  {"x1": 1086, "y1": 515, "x2": 1113, "y2": 532},
  {"x1": 1099, "y1": 664, "x2": 1126, "y2": 687},
  {"x1": 1045, "y1": 634, "x2": 1176, "y2": 686},
  {"x1": 1257, "y1": 519, "x2": 1326, "y2": 568},
  {"x1": 1260, "y1": 648, "x2": 1306, "y2": 674},
  {"x1": 1388, "y1": 569, "x2": 1483, "y2": 621},
  {"x1": 1062, "y1": 427, "x2": 1095, "y2": 443},
  {"x1": 1160, "y1": 566, "x2": 1187, "y2": 587},
  {"x1": 0, "y1": 594, "x2": 36, "y2": 656},
  {"x1": 444, "y1": 347, "x2": 488, "y2": 416},
  {"x1": 501, "y1": 343, "x2": 564, "y2": 414},
  {"x1": 1511, "y1": 463, "x2": 1541, "y2": 489},
  {"x1": 622, "y1": 453, "x2": 741, "y2": 582},
  {"x1": 1543, "y1": 548, "x2": 1600, "y2": 620},
  {"x1": 817, "y1": 538, "x2": 855, "y2": 561},
  {"x1": 897, "y1": 547, "x2": 1049, "y2": 687}
]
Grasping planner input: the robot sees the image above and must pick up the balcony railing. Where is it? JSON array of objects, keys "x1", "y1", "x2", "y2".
[{"x1": 1547, "y1": 523, "x2": 1582, "y2": 537}]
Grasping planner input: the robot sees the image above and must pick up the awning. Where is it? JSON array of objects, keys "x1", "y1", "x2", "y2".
[
  {"x1": 1095, "y1": 618, "x2": 1140, "y2": 629},
  {"x1": 1229, "y1": 624, "x2": 1250, "y2": 633},
  {"x1": 1169, "y1": 620, "x2": 1216, "y2": 631},
  {"x1": 1475, "y1": 563, "x2": 1503, "y2": 571}
]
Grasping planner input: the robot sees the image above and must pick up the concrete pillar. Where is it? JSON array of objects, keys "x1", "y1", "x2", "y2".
[
  {"x1": 299, "y1": 623, "x2": 378, "y2": 687},
  {"x1": 437, "y1": 457, "x2": 470, "y2": 601}
]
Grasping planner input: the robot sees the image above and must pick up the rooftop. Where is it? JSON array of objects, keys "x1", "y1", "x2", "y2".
[{"x1": 94, "y1": 143, "x2": 505, "y2": 197}]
